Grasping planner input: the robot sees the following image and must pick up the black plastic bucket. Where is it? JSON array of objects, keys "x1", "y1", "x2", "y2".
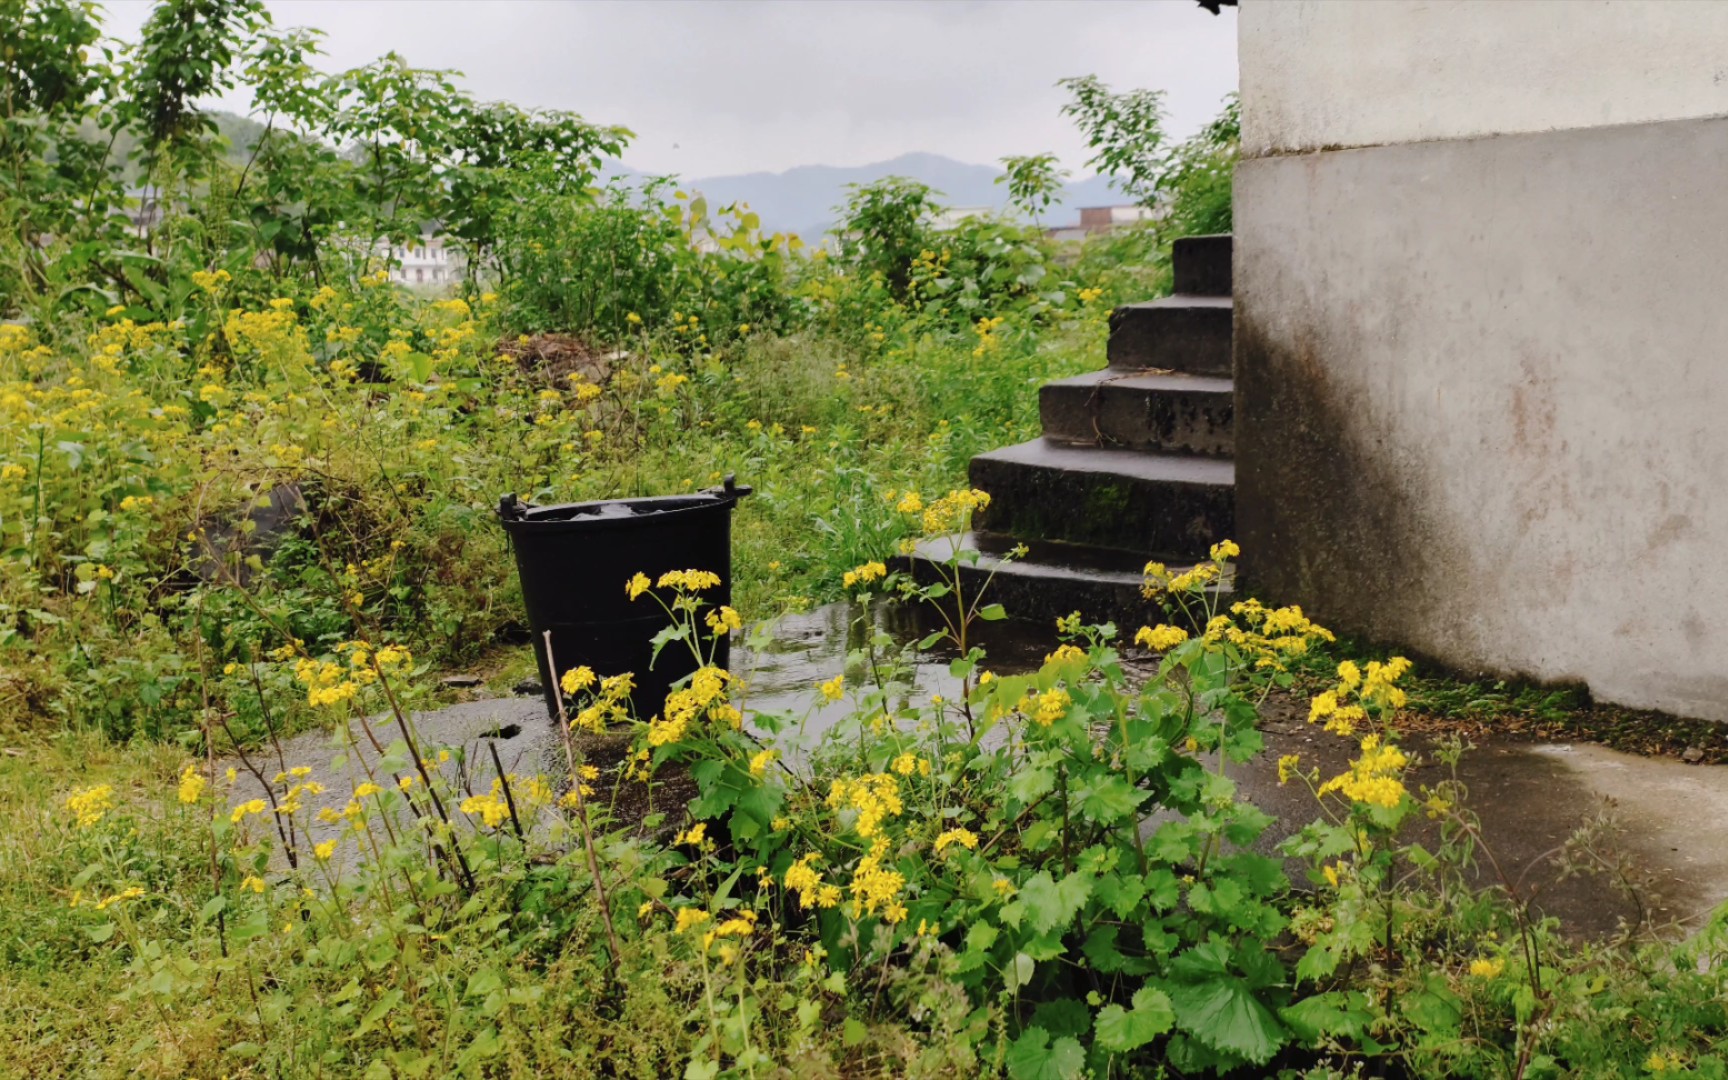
[{"x1": 497, "y1": 476, "x2": 750, "y2": 722}]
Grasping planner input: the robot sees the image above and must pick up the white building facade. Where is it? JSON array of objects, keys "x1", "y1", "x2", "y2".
[{"x1": 1234, "y1": 1, "x2": 1728, "y2": 719}]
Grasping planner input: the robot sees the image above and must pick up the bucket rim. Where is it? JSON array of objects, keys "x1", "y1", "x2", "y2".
[{"x1": 497, "y1": 491, "x2": 737, "y2": 532}]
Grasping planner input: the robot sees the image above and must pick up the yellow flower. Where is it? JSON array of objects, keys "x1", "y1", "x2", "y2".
[
  {"x1": 819, "y1": 674, "x2": 845, "y2": 702},
  {"x1": 1134, "y1": 624, "x2": 1189, "y2": 652},
  {"x1": 560, "y1": 665, "x2": 597, "y2": 696},
  {"x1": 242, "y1": 875, "x2": 266, "y2": 894},
  {"x1": 626, "y1": 572, "x2": 652, "y2": 600},
  {"x1": 675, "y1": 822, "x2": 707, "y2": 846},
  {"x1": 1317, "y1": 734, "x2": 1409, "y2": 809},
  {"x1": 674, "y1": 907, "x2": 711, "y2": 934},
  {"x1": 66, "y1": 784, "x2": 116, "y2": 829},
  {"x1": 842, "y1": 561, "x2": 887, "y2": 589},
  {"x1": 1209, "y1": 539, "x2": 1240, "y2": 562},
  {"x1": 1277, "y1": 754, "x2": 1301, "y2": 785},
  {"x1": 1031, "y1": 688, "x2": 1071, "y2": 727},
  {"x1": 827, "y1": 774, "x2": 903, "y2": 839},
  {"x1": 314, "y1": 839, "x2": 337, "y2": 860},
  {"x1": 230, "y1": 798, "x2": 267, "y2": 824},
  {"x1": 748, "y1": 748, "x2": 777, "y2": 778},
  {"x1": 704, "y1": 605, "x2": 743, "y2": 636},
  {"x1": 626, "y1": 312, "x2": 642, "y2": 325},
  {"x1": 933, "y1": 828, "x2": 978, "y2": 854},
  {"x1": 891, "y1": 752, "x2": 921, "y2": 776},
  {"x1": 177, "y1": 765, "x2": 206, "y2": 805},
  {"x1": 1469, "y1": 956, "x2": 1505, "y2": 979}
]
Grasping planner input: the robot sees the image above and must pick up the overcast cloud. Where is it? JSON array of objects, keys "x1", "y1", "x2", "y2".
[{"x1": 100, "y1": 0, "x2": 1238, "y2": 179}]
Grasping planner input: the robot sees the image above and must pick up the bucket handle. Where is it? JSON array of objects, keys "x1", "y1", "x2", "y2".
[{"x1": 704, "y1": 474, "x2": 754, "y2": 505}]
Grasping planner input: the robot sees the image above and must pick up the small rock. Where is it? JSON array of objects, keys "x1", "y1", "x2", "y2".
[
  {"x1": 512, "y1": 678, "x2": 544, "y2": 697},
  {"x1": 1682, "y1": 746, "x2": 1705, "y2": 764},
  {"x1": 440, "y1": 674, "x2": 483, "y2": 689}
]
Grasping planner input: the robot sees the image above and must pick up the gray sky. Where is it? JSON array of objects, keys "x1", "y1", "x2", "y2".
[{"x1": 100, "y1": 0, "x2": 1238, "y2": 179}]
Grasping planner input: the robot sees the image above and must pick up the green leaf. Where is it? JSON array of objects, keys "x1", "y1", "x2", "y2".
[
  {"x1": 1007, "y1": 951, "x2": 1036, "y2": 991},
  {"x1": 1018, "y1": 871, "x2": 1091, "y2": 934},
  {"x1": 1278, "y1": 992, "x2": 1372, "y2": 1044},
  {"x1": 352, "y1": 988, "x2": 404, "y2": 1040},
  {"x1": 842, "y1": 1017, "x2": 867, "y2": 1047},
  {"x1": 1030, "y1": 998, "x2": 1090, "y2": 1039},
  {"x1": 1095, "y1": 986, "x2": 1175, "y2": 1052},
  {"x1": 978, "y1": 603, "x2": 1007, "y2": 621},
  {"x1": 1168, "y1": 977, "x2": 1286, "y2": 1065},
  {"x1": 198, "y1": 895, "x2": 226, "y2": 923},
  {"x1": 1075, "y1": 773, "x2": 1148, "y2": 824},
  {"x1": 1007, "y1": 765, "x2": 1055, "y2": 804},
  {"x1": 1005, "y1": 1027, "x2": 1086, "y2": 1080},
  {"x1": 465, "y1": 968, "x2": 503, "y2": 997}
]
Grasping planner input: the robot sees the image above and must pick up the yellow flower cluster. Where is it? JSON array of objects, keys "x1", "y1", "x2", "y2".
[
  {"x1": 1044, "y1": 643, "x2": 1086, "y2": 665},
  {"x1": 230, "y1": 798, "x2": 268, "y2": 824},
  {"x1": 653, "y1": 569, "x2": 721, "y2": 593},
  {"x1": 827, "y1": 773, "x2": 903, "y2": 838},
  {"x1": 1031, "y1": 687, "x2": 1072, "y2": 727},
  {"x1": 818, "y1": 674, "x2": 845, "y2": 702},
  {"x1": 842, "y1": 560, "x2": 887, "y2": 589},
  {"x1": 460, "y1": 780, "x2": 516, "y2": 829},
  {"x1": 66, "y1": 784, "x2": 115, "y2": 829},
  {"x1": 291, "y1": 640, "x2": 412, "y2": 708},
  {"x1": 933, "y1": 827, "x2": 978, "y2": 855},
  {"x1": 1318, "y1": 734, "x2": 1409, "y2": 809},
  {"x1": 700, "y1": 908, "x2": 758, "y2": 964},
  {"x1": 782, "y1": 853, "x2": 842, "y2": 910},
  {"x1": 561, "y1": 669, "x2": 634, "y2": 733},
  {"x1": 1134, "y1": 624, "x2": 1190, "y2": 652},
  {"x1": 177, "y1": 765, "x2": 207, "y2": 805},
  {"x1": 1309, "y1": 656, "x2": 1411, "y2": 736},
  {"x1": 891, "y1": 752, "x2": 929, "y2": 777},
  {"x1": 704, "y1": 605, "x2": 743, "y2": 636},
  {"x1": 971, "y1": 315, "x2": 1006, "y2": 358},
  {"x1": 902, "y1": 487, "x2": 991, "y2": 537},
  {"x1": 848, "y1": 838, "x2": 907, "y2": 923},
  {"x1": 1469, "y1": 956, "x2": 1505, "y2": 979},
  {"x1": 560, "y1": 665, "x2": 597, "y2": 697},
  {"x1": 190, "y1": 268, "x2": 232, "y2": 293},
  {"x1": 1197, "y1": 599, "x2": 1337, "y2": 675},
  {"x1": 647, "y1": 666, "x2": 732, "y2": 747}
]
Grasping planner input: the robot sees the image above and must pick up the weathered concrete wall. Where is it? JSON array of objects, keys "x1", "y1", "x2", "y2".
[
  {"x1": 1235, "y1": 113, "x2": 1728, "y2": 719},
  {"x1": 1241, "y1": 0, "x2": 1728, "y2": 156}
]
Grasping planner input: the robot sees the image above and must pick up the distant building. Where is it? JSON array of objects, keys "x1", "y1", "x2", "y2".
[
  {"x1": 384, "y1": 234, "x2": 463, "y2": 289},
  {"x1": 1046, "y1": 204, "x2": 1156, "y2": 242}
]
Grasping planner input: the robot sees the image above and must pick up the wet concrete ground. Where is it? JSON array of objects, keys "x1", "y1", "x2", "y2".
[{"x1": 227, "y1": 602, "x2": 1728, "y2": 937}]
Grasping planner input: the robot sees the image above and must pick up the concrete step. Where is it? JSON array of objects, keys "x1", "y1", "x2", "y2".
[
  {"x1": 903, "y1": 531, "x2": 1233, "y2": 630},
  {"x1": 1172, "y1": 233, "x2": 1233, "y2": 297},
  {"x1": 1040, "y1": 370, "x2": 1234, "y2": 456},
  {"x1": 969, "y1": 439, "x2": 1234, "y2": 559},
  {"x1": 1107, "y1": 295, "x2": 1233, "y2": 375}
]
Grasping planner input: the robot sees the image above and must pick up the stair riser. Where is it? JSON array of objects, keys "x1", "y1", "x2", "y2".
[
  {"x1": 970, "y1": 455, "x2": 1235, "y2": 559},
  {"x1": 1040, "y1": 381, "x2": 1234, "y2": 456},
  {"x1": 1107, "y1": 303, "x2": 1233, "y2": 375},
  {"x1": 1172, "y1": 234, "x2": 1233, "y2": 297}
]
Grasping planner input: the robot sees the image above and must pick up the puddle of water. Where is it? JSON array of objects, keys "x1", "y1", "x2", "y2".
[{"x1": 220, "y1": 602, "x2": 1061, "y2": 867}]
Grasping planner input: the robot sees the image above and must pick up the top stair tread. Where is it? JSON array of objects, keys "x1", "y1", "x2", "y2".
[
  {"x1": 1044, "y1": 369, "x2": 1234, "y2": 395},
  {"x1": 1118, "y1": 294, "x2": 1233, "y2": 312},
  {"x1": 973, "y1": 438, "x2": 1235, "y2": 486}
]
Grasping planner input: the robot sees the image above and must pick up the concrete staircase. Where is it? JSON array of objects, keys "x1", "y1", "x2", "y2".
[{"x1": 909, "y1": 234, "x2": 1235, "y2": 627}]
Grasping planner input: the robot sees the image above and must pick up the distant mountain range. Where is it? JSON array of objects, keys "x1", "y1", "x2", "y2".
[
  {"x1": 656, "y1": 151, "x2": 1127, "y2": 239},
  {"x1": 196, "y1": 112, "x2": 1127, "y2": 239}
]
